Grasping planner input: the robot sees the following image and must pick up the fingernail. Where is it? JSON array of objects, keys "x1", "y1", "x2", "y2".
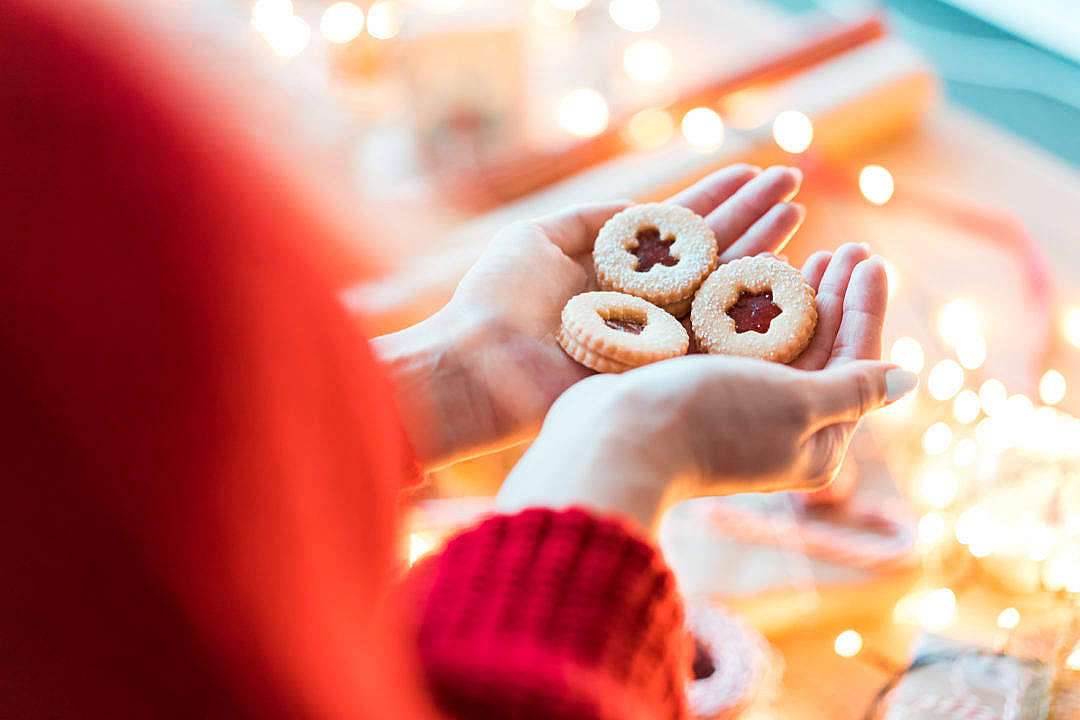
[
  {"x1": 860, "y1": 242, "x2": 872, "y2": 252},
  {"x1": 789, "y1": 201, "x2": 807, "y2": 218},
  {"x1": 788, "y1": 166, "x2": 804, "y2": 183},
  {"x1": 885, "y1": 368, "x2": 919, "y2": 403}
]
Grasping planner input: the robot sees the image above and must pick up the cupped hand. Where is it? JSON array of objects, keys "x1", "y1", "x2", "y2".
[{"x1": 438, "y1": 165, "x2": 806, "y2": 455}]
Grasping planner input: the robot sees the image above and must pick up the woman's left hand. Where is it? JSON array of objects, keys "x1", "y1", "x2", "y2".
[{"x1": 375, "y1": 165, "x2": 806, "y2": 468}]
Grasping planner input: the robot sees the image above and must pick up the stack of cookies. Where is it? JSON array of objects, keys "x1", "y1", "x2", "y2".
[{"x1": 557, "y1": 203, "x2": 818, "y2": 373}]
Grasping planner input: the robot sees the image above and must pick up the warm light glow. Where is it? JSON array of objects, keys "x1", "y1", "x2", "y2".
[
  {"x1": 918, "y1": 512, "x2": 947, "y2": 545},
  {"x1": 1001, "y1": 394, "x2": 1035, "y2": 428},
  {"x1": 859, "y1": 165, "x2": 894, "y2": 205},
  {"x1": 918, "y1": 588, "x2": 956, "y2": 631},
  {"x1": 531, "y1": 0, "x2": 576, "y2": 26},
  {"x1": 938, "y1": 298, "x2": 979, "y2": 346},
  {"x1": 321, "y1": 2, "x2": 364, "y2": 43},
  {"x1": 367, "y1": 1, "x2": 400, "y2": 39},
  {"x1": 834, "y1": 630, "x2": 863, "y2": 658},
  {"x1": 889, "y1": 336, "x2": 925, "y2": 374},
  {"x1": 955, "y1": 507, "x2": 988, "y2": 546},
  {"x1": 919, "y1": 467, "x2": 958, "y2": 509},
  {"x1": 622, "y1": 39, "x2": 672, "y2": 84},
  {"x1": 974, "y1": 417, "x2": 1010, "y2": 453},
  {"x1": 953, "y1": 438, "x2": 977, "y2": 467},
  {"x1": 258, "y1": 13, "x2": 311, "y2": 57},
  {"x1": 409, "y1": 533, "x2": 434, "y2": 565},
  {"x1": 953, "y1": 390, "x2": 980, "y2": 424},
  {"x1": 997, "y1": 607, "x2": 1020, "y2": 630},
  {"x1": 681, "y1": 107, "x2": 724, "y2": 152},
  {"x1": 956, "y1": 335, "x2": 986, "y2": 370},
  {"x1": 884, "y1": 260, "x2": 900, "y2": 299},
  {"x1": 608, "y1": 0, "x2": 660, "y2": 32},
  {"x1": 422, "y1": 0, "x2": 466, "y2": 12},
  {"x1": 1065, "y1": 308, "x2": 1080, "y2": 348},
  {"x1": 928, "y1": 359, "x2": 964, "y2": 401},
  {"x1": 922, "y1": 422, "x2": 953, "y2": 455},
  {"x1": 969, "y1": 535, "x2": 994, "y2": 558},
  {"x1": 557, "y1": 88, "x2": 610, "y2": 137},
  {"x1": 1028, "y1": 522, "x2": 1053, "y2": 562},
  {"x1": 772, "y1": 110, "x2": 813, "y2": 154},
  {"x1": 550, "y1": 0, "x2": 590, "y2": 9},
  {"x1": 627, "y1": 108, "x2": 673, "y2": 148},
  {"x1": 1043, "y1": 546, "x2": 1080, "y2": 592},
  {"x1": 979, "y1": 379, "x2": 1008, "y2": 416},
  {"x1": 1067, "y1": 644, "x2": 1080, "y2": 671},
  {"x1": 1039, "y1": 370, "x2": 1067, "y2": 405}
]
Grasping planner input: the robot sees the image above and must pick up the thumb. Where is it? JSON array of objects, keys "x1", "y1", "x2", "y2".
[{"x1": 810, "y1": 361, "x2": 918, "y2": 426}]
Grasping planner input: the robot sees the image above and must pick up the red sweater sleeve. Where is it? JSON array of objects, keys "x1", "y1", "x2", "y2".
[{"x1": 411, "y1": 508, "x2": 691, "y2": 720}]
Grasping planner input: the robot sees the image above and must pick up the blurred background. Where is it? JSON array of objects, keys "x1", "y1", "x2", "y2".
[{"x1": 180, "y1": 0, "x2": 1080, "y2": 716}]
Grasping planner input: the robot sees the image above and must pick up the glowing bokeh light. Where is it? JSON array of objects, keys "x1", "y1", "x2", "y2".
[
  {"x1": 622, "y1": 39, "x2": 672, "y2": 84},
  {"x1": 953, "y1": 438, "x2": 977, "y2": 467},
  {"x1": 321, "y1": 2, "x2": 365, "y2": 43},
  {"x1": 1039, "y1": 369, "x2": 1067, "y2": 405},
  {"x1": 1065, "y1": 308, "x2": 1080, "y2": 348},
  {"x1": 772, "y1": 110, "x2": 813, "y2": 154},
  {"x1": 927, "y1": 359, "x2": 964, "y2": 401},
  {"x1": 918, "y1": 588, "x2": 956, "y2": 631},
  {"x1": 859, "y1": 165, "x2": 894, "y2": 205},
  {"x1": 681, "y1": 107, "x2": 724, "y2": 152},
  {"x1": 557, "y1": 88, "x2": 610, "y2": 137},
  {"x1": 956, "y1": 335, "x2": 986, "y2": 370},
  {"x1": 919, "y1": 467, "x2": 959, "y2": 510},
  {"x1": 889, "y1": 336, "x2": 925, "y2": 374},
  {"x1": 531, "y1": 0, "x2": 576, "y2": 25},
  {"x1": 952, "y1": 390, "x2": 980, "y2": 424},
  {"x1": 979, "y1": 379, "x2": 1008, "y2": 416},
  {"x1": 608, "y1": 0, "x2": 660, "y2": 32},
  {"x1": 409, "y1": 533, "x2": 434, "y2": 565},
  {"x1": 259, "y1": 13, "x2": 311, "y2": 57},
  {"x1": 955, "y1": 507, "x2": 988, "y2": 546},
  {"x1": 922, "y1": 422, "x2": 953, "y2": 455},
  {"x1": 367, "y1": 1, "x2": 400, "y2": 39},
  {"x1": 252, "y1": 0, "x2": 293, "y2": 31},
  {"x1": 834, "y1": 630, "x2": 863, "y2": 658},
  {"x1": 550, "y1": 0, "x2": 591, "y2": 9},
  {"x1": 997, "y1": 607, "x2": 1020, "y2": 630},
  {"x1": 627, "y1": 108, "x2": 674, "y2": 148},
  {"x1": 918, "y1": 512, "x2": 947, "y2": 545},
  {"x1": 938, "y1": 298, "x2": 979, "y2": 346}
]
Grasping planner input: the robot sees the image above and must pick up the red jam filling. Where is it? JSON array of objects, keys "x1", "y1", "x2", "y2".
[
  {"x1": 727, "y1": 290, "x2": 782, "y2": 334},
  {"x1": 632, "y1": 227, "x2": 678, "y2": 272},
  {"x1": 604, "y1": 318, "x2": 645, "y2": 335},
  {"x1": 691, "y1": 638, "x2": 716, "y2": 680}
]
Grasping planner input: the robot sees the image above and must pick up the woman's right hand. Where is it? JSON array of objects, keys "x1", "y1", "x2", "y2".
[{"x1": 495, "y1": 247, "x2": 919, "y2": 532}]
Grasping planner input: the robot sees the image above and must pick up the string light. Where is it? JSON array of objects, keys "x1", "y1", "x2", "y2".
[
  {"x1": 681, "y1": 107, "x2": 724, "y2": 152},
  {"x1": 919, "y1": 467, "x2": 958, "y2": 509},
  {"x1": 367, "y1": 1, "x2": 400, "y2": 39},
  {"x1": 953, "y1": 390, "x2": 980, "y2": 424},
  {"x1": 834, "y1": 630, "x2": 863, "y2": 658},
  {"x1": 321, "y1": 2, "x2": 365, "y2": 44},
  {"x1": 772, "y1": 111, "x2": 813, "y2": 154},
  {"x1": 859, "y1": 165, "x2": 894, "y2": 205},
  {"x1": 409, "y1": 533, "x2": 434, "y2": 565},
  {"x1": 956, "y1": 335, "x2": 986, "y2": 370},
  {"x1": 531, "y1": 0, "x2": 576, "y2": 26},
  {"x1": 1039, "y1": 369, "x2": 1066, "y2": 405},
  {"x1": 918, "y1": 512, "x2": 947, "y2": 545},
  {"x1": 997, "y1": 607, "x2": 1020, "y2": 630},
  {"x1": 918, "y1": 588, "x2": 956, "y2": 631},
  {"x1": 889, "y1": 336, "x2": 925, "y2": 374},
  {"x1": 608, "y1": 0, "x2": 660, "y2": 32},
  {"x1": 557, "y1": 88, "x2": 609, "y2": 137},
  {"x1": 953, "y1": 438, "x2": 977, "y2": 467},
  {"x1": 937, "y1": 298, "x2": 979, "y2": 346},
  {"x1": 1064, "y1": 307, "x2": 1080, "y2": 348},
  {"x1": 627, "y1": 108, "x2": 673, "y2": 148},
  {"x1": 622, "y1": 39, "x2": 672, "y2": 84},
  {"x1": 927, "y1": 359, "x2": 964, "y2": 401},
  {"x1": 979, "y1": 379, "x2": 1008, "y2": 416},
  {"x1": 922, "y1": 422, "x2": 953, "y2": 455}
]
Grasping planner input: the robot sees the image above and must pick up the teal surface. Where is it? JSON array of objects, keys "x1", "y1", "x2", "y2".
[{"x1": 762, "y1": 0, "x2": 1080, "y2": 167}]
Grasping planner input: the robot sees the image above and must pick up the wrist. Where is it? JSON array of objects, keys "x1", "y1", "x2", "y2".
[{"x1": 372, "y1": 305, "x2": 496, "y2": 470}]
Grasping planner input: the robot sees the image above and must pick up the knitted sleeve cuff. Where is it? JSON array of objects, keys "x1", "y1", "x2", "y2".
[{"x1": 411, "y1": 507, "x2": 689, "y2": 720}]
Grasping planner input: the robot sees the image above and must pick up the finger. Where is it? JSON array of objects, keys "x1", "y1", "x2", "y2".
[
  {"x1": 666, "y1": 164, "x2": 762, "y2": 216},
  {"x1": 801, "y1": 424, "x2": 852, "y2": 492},
  {"x1": 801, "y1": 251, "x2": 832, "y2": 291},
  {"x1": 826, "y1": 256, "x2": 888, "y2": 366},
  {"x1": 719, "y1": 201, "x2": 805, "y2": 263},
  {"x1": 790, "y1": 243, "x2": 870, "y2": 370},
  {"x1": 706, "y1": 166, "x2": 802, "y2": 254},
  {"x1": 810, "y1": 361, "x2": 917, "y2": 426},
  {"x1": 528, "y1": 200, "x2": 631, "y2": 256}
]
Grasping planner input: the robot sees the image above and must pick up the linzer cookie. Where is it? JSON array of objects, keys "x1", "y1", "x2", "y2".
[
  {"x1": 557, "y1": 291, "x2": 688, "y2": 373},
  {"x1": 691, "y1": 256, "x2": 816, "y2": 364},
  {"x1": 594, "y1": 203, "x2": 718, "y2": 317}
]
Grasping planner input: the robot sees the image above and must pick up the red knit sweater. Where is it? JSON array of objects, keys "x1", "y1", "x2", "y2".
[{"x1": 0, "y1": 2, "x2": 689, "y2": 719}]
